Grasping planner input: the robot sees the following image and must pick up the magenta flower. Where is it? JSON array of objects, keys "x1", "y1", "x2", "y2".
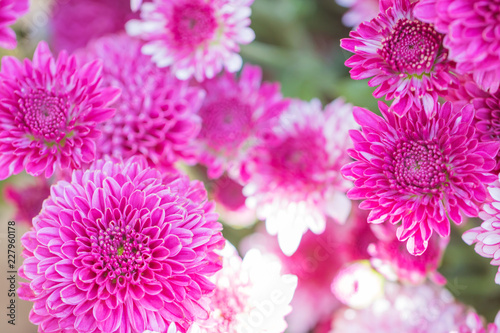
[
  {"x1": 0, "y1": 42, "x2": 119, "y2": 179},
  {"x1": 341, "y1": 0, "x2": 457, "y2": 116},
  {"x1": 4, "y1": 177, "x2": 50, "y2": 226},
  {"x1": 415, "y1": 0, "x2": 500, "y2": 93},
  {"x1": 195, "y1": 64, "x2": 289, "y2": 180},
  {"x1": 80, "y1": 33, "x2": 203, "y2": 170},
  {"x1": 126, "y1": 0, "x2": 255, "y2": 81},
  {"x1": 342, "y1": 101, "x2": 499, "y2": 255},
  {"x1": 51, "y1": 0, "x2": 138, "y2": 53},
  {"x1": 18, "y1": 158, "x2": 224, "y2": 333},
  {"x1": 244, "y1": 98, "x2": 354, "y2": 256},
  {"x1": 0, "y1": 0, "x2": 28, "y2": 49},
  {"x1": 336, "y1": 0, "x2": 379, "y2": 27}
]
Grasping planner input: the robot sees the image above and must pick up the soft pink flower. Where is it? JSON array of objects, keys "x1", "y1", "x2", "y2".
[
  {"x1": 415, "y1": 0, "x2": 500, "y2": 93},
  {"x1": 463, "y1": 182, "x2": 500, "y2": 285},
  {"x1": 341, "y1": 0, "x2": 457, "y2": 116},
  {"x1": 18, "y1": 158, "x2": 224, "y2": 333},
  {"x1": 0, "y1": 0, "x2": 28, "y2": 49},
  {"x1": 244, "y1": 98, "x2": 355, "y2": 255},
  {"x1": 335, "y1": 0, "x2": 379, "y2": 27},
  {"x1": 4, "y1": 177, "x2": 50, "y2": 226},
  {"x1": 79, "y1": 33, "x2": 203, "y2": 170},
  {"x1": 195, "y1": 64, "x2": 289, "y2": 180},
  {"x1": 0, "y1": 42, "x2": 120, "y2": 179},
  {"x1": 459, "y1": 311, "x2": 500, "y2": 333},
  {"x1": 342, "y1": 102, "x2": 499, "y2": 255},
  {"x1": 126, "y1": 0, "x2": 255, "y2": 81}
]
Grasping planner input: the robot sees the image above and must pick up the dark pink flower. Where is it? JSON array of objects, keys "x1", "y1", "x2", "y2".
[
  {"x1": 0, "y1": 0, "x2": 28, "y2": 49},
  {"x1": 342, "y1": 101, "x2": 499, "y2": 255},
  {"x1": 126, "y1": 0, "x2": 255, "y2": 81},
  {"x1": 18, "y1": 158, "x2": 224, "y2": 333},
  {"x1": 80, "y1": 33, "x2": 203, "y2": 170},
  {"x1": 0, "y1": 42, "x2": 120, "y2": 179},
  {"x1": 50, "y1": 0, "x2": 140, "y2": 53},
  {"x1": 341, "y1": 0, "x2": 457, "y2": 116},
  {"x1": 415, "y1": 0, "x2": 500, "y2": 93},
  {"x1": 4, "y1": 177, "x2": 50, "y2": 226},
  {"x1": 195, "y1": 64, "x2": 289, "y2": 180}
]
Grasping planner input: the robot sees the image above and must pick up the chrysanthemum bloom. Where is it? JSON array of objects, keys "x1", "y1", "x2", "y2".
[
  {"x1": 463, "y1": 183, "x2": 500, "y2": 285},
  {"x1": 0, "y1": 0, "x2": 28, "y2": 49},
  {"x1": 195, "y1": 64, "x2": 289, "y2": 180},
  {"x1": 126, "y1": 0, "x2": 255, "y2": 81},
  {"x1": 244, "y1": 98, "x2": 355, "y2": 256},
  {"x1": 341, "y1": 0, "x2": 457, "y2": 116},
  {"x1": 4, "y1": 177, "x2": 50, "y2": 226},
  {"x1": 335, "y1": 0, "x2": 379, "y2": 27},
  {"x1": 51, "y1": 0, "x2": 139, "y2": 53},
  {"x1": 195, "y1": 242, "x2": 297, "y2": 333},
  {"x1": 80, "y1": 34, "x2": 203, "y2": 170},
  {"x1": 415, "y1": 0, "x2": 500, "y2": 93},
  {"x1": 0, "y1": 42, "x2": 120, "y2": 179},
  {"x1": 368, "y1": 223, "x2": 448, "y2": 285},
  {"x1": 342, "y1": 101, "x2": 499, "y2": 255},
  {"x1": 18, "y1": 158, "x2": 224, "y2": 333},
  {"x1": 330, "y1": 282, "x2": 473, "y2": 332}
]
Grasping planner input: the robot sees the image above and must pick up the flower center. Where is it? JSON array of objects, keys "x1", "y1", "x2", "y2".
[
  {"x1": 18, "y1": 89, "x2": 69, "y2": 141},
  {"x1": 211, "y1": 280, "x2": 250, "y2": 332},
  {"x1": 169, "y1": 1, "x2": 218, "y2": 47},
  {"x1": 380, "y1": 19, "x2": 444, "y2": 74},
  {"x1": 199, "y1": 97, "x2": 252, "y2": 150},
  {"x1": 93, "y1": 219, "x2": 149, "y2": 287},
  {"x1": 392, "y1": 139, "x2": 448, "y2": 193}
]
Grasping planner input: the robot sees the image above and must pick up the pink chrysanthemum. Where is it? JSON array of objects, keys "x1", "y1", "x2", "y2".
[
  {"x1": 336, "y1": 0, "x2": 379, "y2": 27},
  {"x1": 195, "y1": 64, "x2": 289, "y2": 180},
  {"x1": 463, "y1": 182, "x2": 500, "y2": 285},
  {"x1": 341, "y1": 0, "x2": 457, "y2": 116},
  {"x1": 194, "y1": 243, "x2": 297, "y2": 333},
  {"x1": 0, "y1": 42, "x2": 120, "y2": 179},
  {"x1": 0, "y1": 0, "x2": 28, "y2": 49},
  {"x1": 18, "y1": 158, "x2": 224, "y2": 333},
  {"x1": 51, "y1": 0, "x2": 139, "y2": 53},
  {"x1": 342, "y1": 101, "x2": 499, "y2": 255},
  {"x1": 368, "y1": 223, "x2": 448, "y2": 284},
  {"x1": 415, "y1": 0, "x2": 500, "y2": 93},
  {"x1": 79, "y1": 33, "x2": 203, "y2": 170},
  {"x1": 244, "y1": 98, "x2": 354, "y2": 256},
  {"x1": 126, "y1": 0, "x2": 255, "y2": 81},
  {"x1": 4, "y1": 177, "x2": 50, "y2": 226},
  {"x1": 331, "y1": 282, "x2": 474, "y2": 332}
]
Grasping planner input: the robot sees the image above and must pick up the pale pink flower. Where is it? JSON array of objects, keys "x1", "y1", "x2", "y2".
[
  {"x1": 342, "y1": 102, "x2": 499, "y2": 255},
  {"x1": 341, "y1": 0, "x2": 457, "y2": 116},
  {"x1": 336, "y1": 0, "x2": 379, "y2": 27},
  {"x1": 126, "y1": 0, "x2": 255, "y2": 81},
  {"x1": 0, "y1": 42, "x2": 120, "y2": 179},
  {"x1": 459, "y1": 311, "x2": 500, "y2": 333},
  {"x1": 415, "y1": 0, "x2": 500, "y2": 93},
  {"x1": 244, "y1": 98, "x2": 355, "y2": 256},
  {"x1": 0, "y1": 0, "x2": 28, "y2": 49},
  {"x1": 195, "y1": 64, "x2": 289, "y2": 180},
  {"x1": 18, "y1": 158, "x2": 224, "y2": 333},
  {"x1": 196, "y1": 242, "x2": 297, "y2": 333},
  {"x1": 80, "y1": 33, "x2": 203, "y2": 170}
]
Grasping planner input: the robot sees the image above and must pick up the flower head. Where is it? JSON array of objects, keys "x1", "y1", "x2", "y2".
[
  {"x1": 195, "y1": 64, "x2": 289, "y2": 179},
  {"x1": 244, "y1": 98, "x2": 354, "y2": 255},
  {"x1": 4, "y1": 177, "x2": 50, "y2": 226},
  {"x1": 342, "y1": 101, "x2": 499, "y2": 255},
  {"x1": 196, "y1": 242, "x2": 297, "y2": 333},
  {"x1": 50, "y1": 0, "x2": 138, "y2": 53},
  {"x1": 18, "y1": 157, "x2": 224, "y2": 333},
  {"x1": 0, "y1": 42, "x2": 120, "y2": 179},
  {"x1": 80, "y1": 33, "x2": 203, "y2": 170},
  {"x1": 415, "y1": 0, "x2": 500, "y2": 93},
  {"x1": 0, "y1": 0, "x2": 28, "y2": 49},
  {"x1": 341, "y1": 0, "x2": 457, "y2": 116},
  {"x1": 126, "y1": 0, "x2": 255, "y2": 81}
]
